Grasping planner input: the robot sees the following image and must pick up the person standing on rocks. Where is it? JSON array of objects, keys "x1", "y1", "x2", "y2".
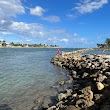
[
  {"x1": 61, "y1": 50, "x2": 64, "y2": 56},
  {"x1": 57, "y1": 49, "x2": 61, "y2": 56}
]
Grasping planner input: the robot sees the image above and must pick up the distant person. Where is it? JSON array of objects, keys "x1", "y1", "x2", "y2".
[
  {"x1": 61, "y1": 50, "x2": 64, "y2": 56},
  {"x1": 57, "y1": 49, "x2": 61, "y2": 56}
]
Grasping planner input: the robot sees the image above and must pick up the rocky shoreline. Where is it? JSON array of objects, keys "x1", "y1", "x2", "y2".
[{"x1": 33, "y1": 48, "x2": 110, "y2": 110}]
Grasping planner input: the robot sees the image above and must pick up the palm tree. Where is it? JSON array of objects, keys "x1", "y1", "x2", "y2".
[{"x1": 105, "y1": 38, "x2": 110, "y2": 48}]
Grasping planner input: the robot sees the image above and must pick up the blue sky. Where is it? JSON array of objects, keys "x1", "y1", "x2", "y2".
[{"x1": 0, "y1": 0, "x2": 110, "y2": 48}]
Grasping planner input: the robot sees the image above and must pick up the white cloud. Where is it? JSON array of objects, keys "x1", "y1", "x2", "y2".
[
  {"x1": 9, "y1": 21, "x2": 45, "y2": 37},
  {"x1": 42, "y1": 16, "x2": 61, "y2": 22},
  {"x1": 75, "y1": 0, "x2": 108, "y2": 14},
  {"x1": 30, "y1": 6, "x2": 61, "y2": 22},
  {"x1": 0, "y1": 31, "x2": 12, "y2": 35},
  {"x1": 66, "y1": 14, "x2": 75, "y2": 19},
  {"x1": 47, "y1": 37, "x2": 69, "y2": 43},
  {"x1": 97, "y1": 36, "x2": 103, "y2": 39},
  {"x1": 25, "y1": 38, "x2": 32, "y2": 42},
  {"x1": 30, "y1": 6, "x2": 46, "y2": 16},
  {"x1": 73, "y1": 33, "x2": 78, "y2": 37},
  {"x1": 0, "y1": 0, "x2": 25, "y2": 19},
  {"x1": 72, "y1": 38, "x2": 88, "y2": 44},
  {"x1": 60, "y1": 38, "x2": 69, "y2": 43}
]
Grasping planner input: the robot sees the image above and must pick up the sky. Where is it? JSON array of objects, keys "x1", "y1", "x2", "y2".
[{"x1": 0, "y1": 0, "x2": 110, "y2": 48}]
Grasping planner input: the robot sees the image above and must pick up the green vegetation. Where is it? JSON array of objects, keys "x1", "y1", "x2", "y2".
[
  {"x1": 0, "y1": 40, "x2": 59, "y2": 48},
  {"x1": 0, "y1": 40, "x2": 7, "y2": 47},
  {"x1": 97, "y1": 38, "x2": 110, "y2": 49}
]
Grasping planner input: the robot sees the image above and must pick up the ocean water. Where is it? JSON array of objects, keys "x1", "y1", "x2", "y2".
[
  {"x1": 83, "y1": 49, "x2": 110, "y2": 55},
  {"x1": 0, "y1": 48, "x2": 76, "y2": 110}
]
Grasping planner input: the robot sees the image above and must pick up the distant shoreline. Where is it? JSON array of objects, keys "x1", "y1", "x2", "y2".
[{"x1": 0, "y1": 46, "x2": 59, "y2": 49}]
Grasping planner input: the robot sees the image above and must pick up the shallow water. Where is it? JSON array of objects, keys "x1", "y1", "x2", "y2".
[{"x1": 0, "y1": 48, "x2": 76, "y2": 110}]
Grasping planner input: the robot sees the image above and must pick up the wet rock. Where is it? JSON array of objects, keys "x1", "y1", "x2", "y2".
[
  {"x1": 59, "y1": 81, "x2": 65, "y2": 85},
  {"x1": 42, "y1": 97, "x2": 52, "y2": 109},
  {"x1": 65, "y1": 77, "x2": 73, "y2": 84},
  {"x1": 58, "y1": 93, "x2": 67, "y2": 101},
  {"x1": 66, "y1": 89, "x2": 72, "y2": 96}
]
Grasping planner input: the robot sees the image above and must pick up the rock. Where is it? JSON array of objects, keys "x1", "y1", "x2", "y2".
[
  {"x1": 72, "y1": 93, "x2": 77, "y2": 97},
  {"x1": 94, "y1": 94, "x2": 103, "y2": 103},
  {"x1": 76, "y1": 99, "x2": 86, "y2": 108},
  {"x1": 96, "y1": 82, "x2": 104, "y2": 90},
  {"x1": 80, "y1": 86, "x2": 93, "y2": 101},
  {"x1": 65, "y1": 77, "x2": 73, "y2": 84},
  {"x1": 32, "y1": 106, "x2": 39, "y2": 110},
  {"x1": 106, "y1": 78, "x2": 110, "y2": 84},
  {"x1": 82, "y1": 72, "x2": 89, "y2": 78},
  {"x1": 50, "y1": 52, "x2": 110, "y2": 110},
  {"x1": 76, "y1": 99, "x2": 94, "y2": 108},
  {"x1": 42, "y1": 97, "x2": 52, "y2": 109},
  {"x1": 65, "y1": 105, "x2": 80, "y2": 110},
  {"x1": 59, "y1": 81, "x2": 65, "y2": 85},
  {"x1": 104, "y1": 72, "x2": 110, "y2": 76},
  {"x1": 66, "y1": 89, "x2": 72, "y2": 96},
  {"x1": 88, "y1": 63, "x2": 92, "y2": 67},
  {"x1": 71, "y1": 71, "x2": 77, "y2": 77},
  {"x1": 96, "y1": 74, "x2": 107, "y2": 82},
  {"x1": 56, "y1": 101, "x2": 64, "y2": 107},
  {"x1": 47, "y1": 106, "x2": 56, "y2": 110},
  {"x1": 58, "y1": 93, "x2": 67, "y2": 101},
  {"x1": 85, "y1": 100, "x2": 94, "y2": 108}
]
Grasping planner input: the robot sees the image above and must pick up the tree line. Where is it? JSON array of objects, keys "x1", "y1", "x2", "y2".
[
  {"x1": 0, "y1": 40, "x2": 58, "y2": 48},
  {"x1": 97, "y1": 38, "x2": 110, "y2": 49}
]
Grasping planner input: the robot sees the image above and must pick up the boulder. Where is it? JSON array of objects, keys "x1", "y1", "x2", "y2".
[
  {"x1": 96, "y1": 82, "x2": 104, "y2": 90},
  {"x1": 96, "y1": 74, "x2": 107, "y2": 82},
  {"x1": 58, "y1": 93, "x2": 67, "y2": 101}
]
